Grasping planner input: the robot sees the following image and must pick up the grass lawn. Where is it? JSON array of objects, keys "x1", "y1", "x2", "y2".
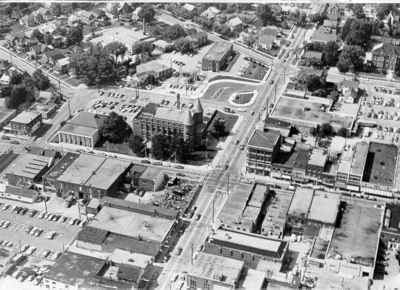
[
  {"x1": 232, "y1": 92, "x2": 254, "y2": 105},
  {"x1": 96, "y1": 141, "x2": 136, "y2": 156},
  {"x1": 242, "y1": 62, "x2": 269, "y2": 80}
]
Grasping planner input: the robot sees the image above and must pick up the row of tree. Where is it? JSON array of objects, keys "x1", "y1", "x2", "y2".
[
  {"x1": 1, "y1": 69, "x2": 50, "y2": 109},
  {"x1": 99, "y1": 112, "x2": 191, "y2": 163}
]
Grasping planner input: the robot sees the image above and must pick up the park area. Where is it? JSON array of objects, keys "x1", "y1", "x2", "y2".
[
  {"x1": 90, "y1": 26, "x2": 146, "y2": 49},
  {"x1": 230, "y1": 91, "x2": 255, "y2": 106}
]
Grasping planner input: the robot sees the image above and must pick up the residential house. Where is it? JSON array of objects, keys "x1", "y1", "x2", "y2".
[
  {"x1": 152, "y1": 40, "x2": 172, "y2": 53},
  {"x1": 302, "y1": 51, "x2": 323, "y2": 66},
  {"x1": 321, "y1": 19, "x2": 337, "y2": 33},
  {"x1": 183, "y1": 4, "x2": 196, "y2": 13},
  {"x1": 371, "y1": 42, "x2": 400, "y2": 73},
  {"x1": 41, "y1": 50, "x2": 66, "y2": 67},
  {"x1": 326, "y1": 4, "x2": 345, "y2": 21},
  {"x1": 309, "y1": 28, "x2": 337, "y2": 45},
  {"x1": 227, "y1": 17, "x2": 243, "y2": 32},
  {"x1": 55, "y1": 57, "x2": 70, "y2": 74},
  {"x1": 28, "y1": 43, "x2": 48, "y2": 60},
  {"x1": 200, "y1": 6, "x2": 221, "y2": 20},
  {"x1": 257, "y1": 26, "x2": 279, "y2": 50}
]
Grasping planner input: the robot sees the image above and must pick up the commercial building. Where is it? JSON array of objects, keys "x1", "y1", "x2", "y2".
[
  {"x1": 326, "y1": 201, "x2": 382, "y2": 278},
  {"x1": 89, "y1": 206, "x2": 178, "y2": 256},
  {"x1": 136, "y1": 60, "x2": 173, "y2": 80},
  {"x1": 0, "y1": 184, "x2": 39, "y2": 203},
  {"x1": 43, "y1": 251, "x2": 148, "y2": 290},
  {"x1": 287, "y1": 187, "x2": 314, "y2": 234},
  {"x1": 370, "y1": 43, "x2": 400, "y2": 73},
  {"x1": 202, "y1": 42, "x2": 233, "y2": 72},
  {"x1": 44, "y1": 153, "x2": 131, "y2": 199},
  {"x1": 186, "y1": 252, "x2": 244, "y2": 290},
  {"x1": 132, "y1": 98, "x2": 204, "y2": 149},
  {"x1": 246, "y1": 129, "x2": 281, "y2": 175},
  {"x1": 3, "y1": 153, "x2": 52, "y2": 187},
  {"x1": 306, "y1": 149, "x2": 327, "y2": 180},
  {"x1": 261, "y1": 189, "x2": 294, "y2": 239},
  {"x1": 362, "y1": 142, "x2": 398, "y2": 194},
  {"x1": 205, "y1": 228, "x2": 288, "y2": 270},
  {"x1": 57, "y1": 112, "x2": 105, "y2": 149},
  {"x1": 348, "y1": 142, "x2": 369, "y2": 188},
  {"x1": 6, "y1": 111, "x2": 42, "y2": 136},
  {"x1": 131, "y1": 165, "x2": 167, "y2": 192},
  {"x1": 257, "y1": 26, "x2": 278, "y2": 50},
  {"x1": 381, "y1": 204, "x2": 400, "y2": 250},
  {"x1": 307, "y1": 191, "x2": 340, "y2": 226}
]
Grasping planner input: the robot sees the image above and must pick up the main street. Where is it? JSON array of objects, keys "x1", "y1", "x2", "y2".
[{"x1": 157, "y1": 24, "x2": 304, "y2": 290}]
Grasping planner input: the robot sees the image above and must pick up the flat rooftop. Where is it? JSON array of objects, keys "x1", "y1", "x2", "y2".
[
  {"x1": 288, "y1": 187, "x2": 314, "y2": 218},
  {"x1": 384, "y1": 204, "x2": 400, "y2": 235},
  {"x1": 272, "y1": 96, "x2": 353, "y2": 129},
  {"x1": 45, "y1": 152, "x2": 80, "y2": 180},
  {"x1": 4, "y1": 153, "x2": 51, "y2": 179},
  {"x1": 57, "y1": 154, "x2": 105, "y2": 186},
  {"x1": 308, "y1": 191, "x2": 340, "y2": 224},
  {"x1": 85, "y1": 158, "x2": 131, "y2": 191},
  {"x1": 11, "y1": 111, "x2": 40, "y2": 124},
  {"x1": 58, "y1": 123, "x2": 98, "y2": 137},
  {"x1": 242, "y1": 269, "x2": 265, "y2": 290},
  {"x1": 203, "y1": 41, "x2": 232, "y2": 61},
  {"x1": 350, "y1": 142, "x2": 369, "y2": 177},
  {"x1": 363, "y1": 142, "x2": 398, "y2": 187},
  {"x1": 248, "y1": 129, "x2": 280, "y2": 150},
  {"x1": 328, "y1": 201, "x2": 382, "y2": 267},
  {"x1": 211, "y1": 229, "x2": 287, "y2": 259},
  {"x1": 308, "y1": 149, "x2": 327, "y2": 168},
  {"x1": 218, "y1": 183, "x2": 253, "y2": 229},
  {"x1": 187, "y1": 252, "x2": 243, "y2": 286},
  {"x1": 261, "y1": 189, "x2": 293, "y2": 238},
  {"x1": 139, "y1": 102, "x2": 192, "y2": 124},
  {"x1": 248, "y1": 184, "x2": 268, "y2": 208},
  {"x1": 44, "y1": 252, "x2": 104, "y2": 287},
  {"x1": 90, "y1": 206, "x2": 175, "y2": 243}
]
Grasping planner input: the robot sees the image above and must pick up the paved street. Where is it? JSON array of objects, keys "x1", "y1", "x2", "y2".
[{"x1": 157, "y1": 20, "x2": 305, "y2": 290}]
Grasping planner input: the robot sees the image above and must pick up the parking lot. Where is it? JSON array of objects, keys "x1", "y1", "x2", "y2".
[{"x1": 0, "y1": 200, "x2": 82, "y2": 285}]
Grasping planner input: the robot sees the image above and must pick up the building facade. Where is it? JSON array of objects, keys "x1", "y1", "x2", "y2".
[
  {"x1": 8, "y1": 111, "x2": 42, "y2": 136},
  {"x1": 202, "y1": 42, "x2": 233, "y2": 72},
  {"x1": 246, "y1": 130, "x2": 281, "y2": 175},
  {"x1": 132, "y1": 98, "x2": 204, "y2": 150}
]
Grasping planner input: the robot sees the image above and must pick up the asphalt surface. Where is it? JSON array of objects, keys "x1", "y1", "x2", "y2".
[{"x1": 157, "y1": 23, "x2": 306, "y2": 290}]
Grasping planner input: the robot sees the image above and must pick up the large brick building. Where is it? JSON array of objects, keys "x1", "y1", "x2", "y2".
[
  {"x1": 132, "y1": 97, "x2": 204, "y2": 150},
  {"x1": 202, "y1": 42, "x2": 233, "y2": 72}
]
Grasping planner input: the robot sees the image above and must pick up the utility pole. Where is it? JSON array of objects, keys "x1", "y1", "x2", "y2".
[
  {"x1": 212, "y1": 194, "x2": 215, "y2": 224},
  {"x1": 227, "y1": 174, "x2": 230, "y2": 196},
  {"x1": 43, "y1": 196, "x2": 48, "y2": 213},
  {"x1": 191, "y1": 243, "x2": 194, "y2": 265}
]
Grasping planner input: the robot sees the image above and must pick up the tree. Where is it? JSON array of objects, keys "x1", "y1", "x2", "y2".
[
  {"x1": 105, "y1": 41, "x2": 127, "y2": 58},
  {"x1": 322, "y1": 41, "x2": 340, "y2": 66},
  {"x1": 342, "y1": 19, "x2": 372, "y2": 49},
  {"x1": 170, "y1": 136, "x2": 189, "y2": 163},
  {"x1": 67, "y1": 25, "x2": 83, "y2": 45},
  {"x1": 5, "y1": 85, "x2": 27, "y2": 109},
  {"x1": 337, "y1": 127, "x2": 348, "y2": 137},
  {"x1": 31, "y1": 29, "x2": 43, "y2": 42},
  {"x1": 337, "y1": 45, "x2": 365, "y2": 73},
  {"x1": 165, "y1": 24, "x2": 186, "y2": 41},
  {"x1": 100, "y1": 112, "x2": 132, "y2": 143},
  {"x1": 213, "y1": 118, "x2": 228, "y2": 138},
  {"x1": 174, "y1": 37, "x2": 194, "y2": 54},
  {"x1": 305, "y1": 74, "x2": 323, "y2": 92},
  {"x1": 50, "y1": 3, "x2": 62, "y2": 17},
  {"x1": 256, "y1": 5, "x2": 275, "y2": 26},
  {"x1": 43, "y1": 32, "x2": 53, "y2": 46},
  {"x1": 132, "y1": 41, "x2": 153, "y2": 55},
  {"x1": 128, "y1": 134, "x2": 145, "y2": 157},
  {"x1": 0, "y1": 86, "x2": 11, "y2": 99},
  {"x1": 70, "y1": 44, "x2": 119, "y2": 86},
  {"x1": 138, "y1": 4, "x2": 155, "y2": 23},
  {"x1": 10, "y1": 71, "x2": 23, "y2": 85},
  {"x1": 32, "y1": 69, "x2": 50, "y2": 90},
  {"x1": 318, "y1": 122, "x2": 333, "y2": 138},
  {"x1": 151, "y1": 134, "x2": 169, "y2": 160}
]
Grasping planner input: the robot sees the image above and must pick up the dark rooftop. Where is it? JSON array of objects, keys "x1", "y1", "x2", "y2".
[
  {"x1": 248, "y1": 129, "x2": 280, "y2": 150},
  {"x1": 44, "y1": 152, "x2": 79, "y2": 180},
  {"x1": 76, "y1": 226, "x2": 109, "y2": 245},
  {"x1": 363, "y1": 142, "x2": 398, "y2": 187}
]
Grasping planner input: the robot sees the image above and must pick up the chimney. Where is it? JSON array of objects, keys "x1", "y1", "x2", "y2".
[{"x1": 176, "y1": 93, "x2": 181, "y2": 111}]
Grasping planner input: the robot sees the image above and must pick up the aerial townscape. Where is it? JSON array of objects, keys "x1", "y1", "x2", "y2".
[{"x1": 1, "y1": 1, "x2": 400, "y2": 290}]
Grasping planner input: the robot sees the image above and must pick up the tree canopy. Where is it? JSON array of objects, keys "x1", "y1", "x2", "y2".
[
  {"x1": 138, "y1": 4, "x2": 155, "y2": 23},
  {"x1": 32, "y1": 69, "x2": 50, "y2": 90},
  {"x1": 100, "y1": 112, "x2": 132, "y2": 143},
  {"x1": 337, "y1": 45, "x2": 365, "y2": 73},
  {"x1": 128, "y1": 134, "x2": 145, "y2": 157},
  {"x1": 256, "y1": 5, "x2": 275, "y2": 26}
]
